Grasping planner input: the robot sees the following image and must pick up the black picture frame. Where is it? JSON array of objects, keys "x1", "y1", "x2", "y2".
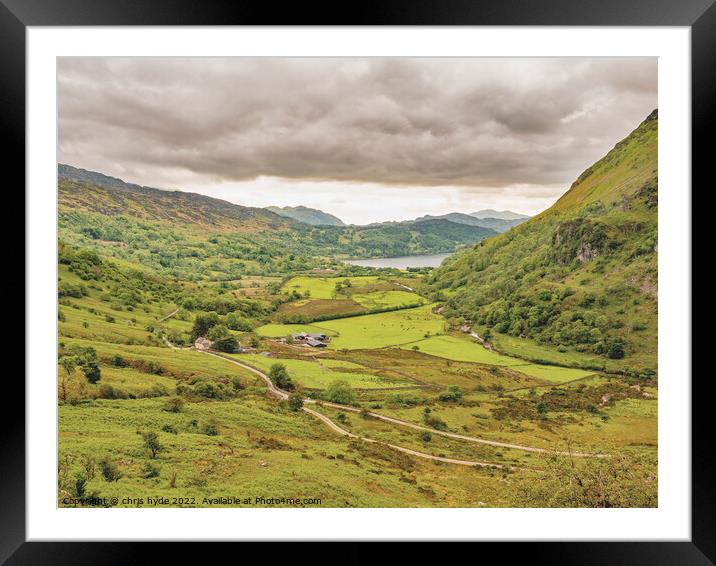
[{"x1": 7, "y1": 0, "x2": 709, "y2": 562}]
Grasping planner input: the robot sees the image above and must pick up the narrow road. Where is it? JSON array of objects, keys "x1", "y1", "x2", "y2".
[
  {"x1": 157, "y1": 307, "x2": 180, "y2": 324},
  {"x1": 202, "y1": 350, "x2": 607, "y2": 464},
  {"x1": 200, "y1": 351, "x2": 516, "y2": 469}
]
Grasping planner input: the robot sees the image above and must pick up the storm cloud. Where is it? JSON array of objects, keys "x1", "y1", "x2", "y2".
[{"x1": 58, "y1": 57, "x2": 656, "y2": 219}]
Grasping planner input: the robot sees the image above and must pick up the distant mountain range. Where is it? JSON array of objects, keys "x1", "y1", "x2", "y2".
[
  {"x1": 266, "y1": 205, "x2": 345, "y2": 226},
  {"x1": 413, "y1": 212, "x2": 529, "y2": 233},
  {"x1": 58, "y1": 164, "x2": 499, "y2": 260},
  {"x1": 470, "y1": 209, "x2": 530, "y2": 220}
]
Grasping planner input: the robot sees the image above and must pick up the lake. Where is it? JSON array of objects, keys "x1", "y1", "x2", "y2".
[{"x1": 342, "y1": 252, "x2": 452, "y2": 269}]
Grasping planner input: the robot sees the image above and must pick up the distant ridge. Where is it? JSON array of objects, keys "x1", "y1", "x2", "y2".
[
  {"x1": 470, "y1": 209, "x2": 530, "y2": 220},
  {"x1": 267, "y1": 205, "x2": 345, "y2": 226},
  {"x1": 414, "y1": 212, "x2": 528, "y2": 233}
]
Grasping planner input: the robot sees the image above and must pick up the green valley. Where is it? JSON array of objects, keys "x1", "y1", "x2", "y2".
[{"x1": 56, "y1": 112, "x2": 659, "y2": 509}]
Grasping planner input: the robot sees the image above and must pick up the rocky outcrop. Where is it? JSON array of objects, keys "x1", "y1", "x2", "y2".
[{"x1": 576, "y1": 243, "x2": 598, "y2": 263}]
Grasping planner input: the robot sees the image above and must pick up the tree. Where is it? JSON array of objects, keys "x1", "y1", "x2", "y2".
[
  {"x1": 513, "y1": 450, "x2": 657, "y2": 508},
  {"x1": 225, "y1": 312, "x2": 253, "y2": 331},
  {"x1": 139, "y1": 431, "x2": 163, "y2": 459},
  {"x1": 325, "y1": 380, "x2": 356, "y2": 405},
  {"x1": 607, "y1": 341, "x2": 625, "y2": 359},
  {"x1": 287, "y1": 392, "x2": 304, "y2": 412},
  {"x1": 268, "y1": 363, "x2": 294, "y2": 391},
  {"x1": 81, "y1": 361, "x2": 101, "y2": 384},
  {"x1": 537, "y1": 401, "x2": 548, "y2": 418},
  {"x1": 207, "y1": 324, "x2": 230, "y2": 342},
  {"x1": 66, "y1": 345, "x2": 101, "y2": 384},
  {"x1": 213, "y1": 335, "x2": 239, "y2": 353},
  {"x1": 58, "y1": 356, "x2": 76, "y2": 402},
  {"x1": 191, "y1": 311, "x2": 220, "y2": 340}
]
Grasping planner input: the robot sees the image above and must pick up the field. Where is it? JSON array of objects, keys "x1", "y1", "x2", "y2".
[
  {"x1": 57, "y1": 254, "x2": 658, "y2": 509},
  {"x1": 227, "y1": 353, "x2": 414, "y2": 390},
  {"x1": 257, "y1": 304, "x2": 446, "y2": 349},
  {"x1": 282, "y1": 276, "x2": 381, "y2": 299},
  {"x1": 399, "y1": 335, "x2": 594, "y2": 383},
  {"x1": 59, "y1": 395, "x2": 544, "y2": 508},
  {"x1": 351, "y1": 290, "x2": 425, "y2": 310}
]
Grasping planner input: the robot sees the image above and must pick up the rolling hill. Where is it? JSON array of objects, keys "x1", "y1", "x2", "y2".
[
  {"x1": 58, "y1": 165, "x2": 499, "y2": 277},
  {"x1": 267, "y1": 205, "x2": 345, "y2": 226},
  {"x1": 427, "y1": 110, "x2": 658, "y2": 369}
]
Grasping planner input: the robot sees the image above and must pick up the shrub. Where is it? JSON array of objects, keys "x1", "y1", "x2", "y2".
[
  {"x1": 268, "y1": 363, "x2": 294, "y2": 391},
  {"x1": 163, "y1": 396, "x2": 185, "y2": 413},
  {"x1": 287, "y1": 392, "x2": 304, "y2": 412},
  {"x1": 424, "y1": 415, "x2": 448, "y2": 431},
  {"x1": 194, "y1": 381, "x2": 221, "y2": 399},
  {"x1": 438, "y1": 385, "x2": 463, "y2": 402},
  {"x1": 100, "y1": 457, "x2": 122, "y2": 482},
  {"x1": 141, "y1": 461, "x2": 160, "y2": 479},
  {"x1": 98, "y1": 384, "x2": 115, "y2": 399},
  {"x1": 213, "y1": 336, "x2": 239, "y2": 353},
  {"x1": 325, "y1": 380, "x2": 356, "y2": 405},
  {"x1": 420, "y1": 431, "x2": 432, "y2": 442},
  {"x1": 201, "y1": 421, "x2": 219, "y2": 436},
  {"x1": 111, "y1": 355, "x2": 127, "y2": 367}
]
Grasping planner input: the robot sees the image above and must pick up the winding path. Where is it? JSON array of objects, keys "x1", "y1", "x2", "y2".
[
  {"x1": 201, "y1": 351, "x2": 516, "y2": 468},
  {"x1": 201, "y1": 350, "x2": 606, "y2": 466},
  {"x1": 156, "y1": 307, "x2": 180, "y2": 324}
]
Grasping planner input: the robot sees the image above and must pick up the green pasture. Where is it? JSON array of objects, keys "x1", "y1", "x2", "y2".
[
  {"x1": 351, "y1": 290, "x2": 425, "y2": 310},
  {"x1": 228, "y1": 353, "x2": 412, "y2": 390},
  {"x1": 257, "y1": 304, "x2": 445, "y2": 350},
  {"x1": 399, "y1": 335, "x2": 594, "y2": 383},
  {"x1": 282, "y1": 276, "x2": 380, "y2": 299},
  {"x1": 320, "y1": 304, "x2": 445, "y2": 350}
]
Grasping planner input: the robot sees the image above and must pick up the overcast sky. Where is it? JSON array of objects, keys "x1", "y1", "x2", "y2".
[{"x1": 58, "y1": 57, "x2": 657, "y2": 224}]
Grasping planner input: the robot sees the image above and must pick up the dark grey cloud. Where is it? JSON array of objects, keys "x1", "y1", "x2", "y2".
[{"x1": 58, "y1": 57, "x2": 657, "y2": 190}]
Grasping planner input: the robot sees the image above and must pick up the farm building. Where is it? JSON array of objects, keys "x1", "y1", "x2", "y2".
[
  {"x1": 307, "y1": 333, "x2": 328, "y2": 341},
  {"x1": 194, "y1": 336, "x2": 213, "y2": 351},
  {"x1": 288, "y1": 332, "x2": 328, "y2": 347}
]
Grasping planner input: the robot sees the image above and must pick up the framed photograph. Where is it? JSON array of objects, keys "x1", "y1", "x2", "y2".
[{"x1": 8, "y1": 0, "x2": 709, "y2": 561}]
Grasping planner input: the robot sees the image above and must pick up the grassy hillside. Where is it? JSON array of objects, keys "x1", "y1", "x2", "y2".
[
  {"x1": 59, "y1": 167, "x2": 497, "y2": 274},
  {"x1": 426, "y1": 110, "x2": 658, "y2": 373}
]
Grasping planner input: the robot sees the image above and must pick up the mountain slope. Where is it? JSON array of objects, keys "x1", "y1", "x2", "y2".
[
  {"x1": 267, "y1": 205, "x2": 345, "y2": 226},
  {"x1": 59, "y1": 164, "x2": 291, "y2": 232},
  {"x1": 58, "y1": 166, "x2": 499, "y2": 277},
  {"x1": 427, "y1": 110, "x2": 658, "y2": 368}
]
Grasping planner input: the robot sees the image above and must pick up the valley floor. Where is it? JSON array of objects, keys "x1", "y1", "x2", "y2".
[{"x1": 58, "y1": 271, "x2": 657, "y2": 508}]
